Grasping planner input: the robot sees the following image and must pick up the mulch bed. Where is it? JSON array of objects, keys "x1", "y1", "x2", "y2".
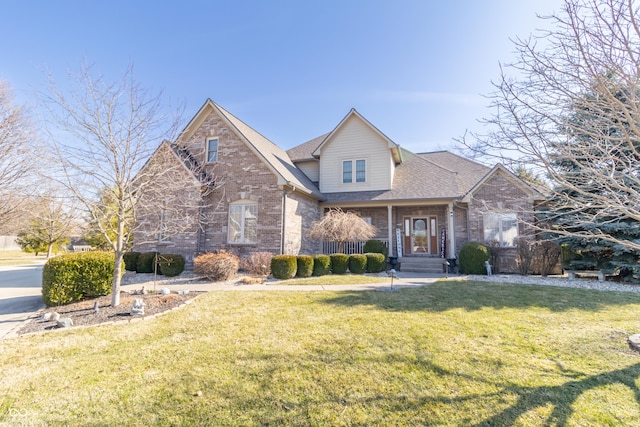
[{"x1": 17, "y1": 291, "x2": 203, "y2": 336}]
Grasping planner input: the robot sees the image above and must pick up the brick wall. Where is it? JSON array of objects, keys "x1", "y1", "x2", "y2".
[{"x1": 284, "y1": 191, "x2": 321, "y2": 254}]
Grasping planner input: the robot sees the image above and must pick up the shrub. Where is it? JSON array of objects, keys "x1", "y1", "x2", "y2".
[
  {"x1": 458, "y1": 242, "x2": 490, "y2": 275},
  {"x1": 363, "y1": 240, "x2": 388, "y2": 256},
  {"x1": 194, "y1": 251, "x2": 239, "y2": 281},
  {"x1": 296, "y1": 255, "x2": 314, "y2": 278},
  {"x1": 136, "y1": 251, "x2": 160, "y2": 274},
  {"x1": 515, "y1": 238, "x2": 535, "y2": 275},
  {"x1": 271, "y1": 255, "x2": 297, "y2": 280},
  {"x1": 312, "y1": 254, "x2": 331, "y2": 276},
  {"x1": 123, "y1": 251, "x2": 141, "y2": 272},
  {"x1": 536, "y1": 240, "x2": 562, "y2": 277},
  {"x1": 349, "y1": 254, "x2": 367, "y2": 274},
  {"x1": 365, "y1": 253, "x2": 386, "y2": 273},
  {"x1": 42, "y1": 252, "x2": 115, "y2": 306},
  {"x1": 330, "y1": 253, "x2": 349, "y2": 274},
  {"x1": 158, "y1": 254, "x2": 185, "y2": 277},
  {"x1": 241, "y1": 252, "x2": 273, "y2": 276}
]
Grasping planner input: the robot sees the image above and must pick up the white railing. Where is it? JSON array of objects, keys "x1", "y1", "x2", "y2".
[{"x1": 322, "y1": 239, "x2": 388, "y2": 255}]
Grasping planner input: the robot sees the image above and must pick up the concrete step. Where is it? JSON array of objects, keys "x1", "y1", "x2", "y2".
[{"x1": 397, "y1": 257, "x2": 447, "y2": 273}]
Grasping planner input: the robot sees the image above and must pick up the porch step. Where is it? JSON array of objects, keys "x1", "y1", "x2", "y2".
[{"x1": 397, "y1": 257, "x2": 447, "y2": 274}]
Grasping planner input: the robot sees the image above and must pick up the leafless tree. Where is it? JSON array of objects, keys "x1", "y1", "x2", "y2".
[
  {"x1": 459, "y1": 0, "x2": 640, "y2": 251},
  {"x1": 0, "y1": 79, "x2": 36, "y2": 229},
  {"x1": 41, "y1": 63, "x2": 200, "y2": 306},
  {"x1": 307, "y1": 208, "x2": 377, "y2": 253}
]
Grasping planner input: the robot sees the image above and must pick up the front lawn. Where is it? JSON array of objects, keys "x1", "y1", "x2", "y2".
[{"x1": 2, "y1": 280, "x2": 640, "y2": 426}]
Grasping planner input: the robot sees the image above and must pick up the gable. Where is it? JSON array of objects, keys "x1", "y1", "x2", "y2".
[{"x1": 467, "y1": 167, "x2": 543, "y2": 205}]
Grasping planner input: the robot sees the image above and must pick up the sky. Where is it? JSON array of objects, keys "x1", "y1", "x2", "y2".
[{"x1": 0, "y1": 0, "x2": 564, "y2": 154}]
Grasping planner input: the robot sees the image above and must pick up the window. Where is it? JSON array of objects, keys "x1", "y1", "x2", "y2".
[
  {"x1": 206, "y1": 138, "x2": 219, "y2": 163},
  {"x1": 483, "y1": 212, "x2": 518, "y2": 247},
  {"x1": 343, "y1": 159, "x2": 366, "y2": 183},
  {"x1": 228, "y1": 201, "x2": 257, "y2": 244},
  {"x1": 342, "y1": 161, "x2": 352, "y2": 183}
]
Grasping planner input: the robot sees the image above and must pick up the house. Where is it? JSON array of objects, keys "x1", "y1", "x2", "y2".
[{"x1": 133, "y1": 99, "x2": 545, "y2": 273}]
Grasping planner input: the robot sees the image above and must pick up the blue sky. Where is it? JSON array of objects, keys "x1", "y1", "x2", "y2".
[{"x1": 0, "y1": 0, "x2": 562, "y2": 153}]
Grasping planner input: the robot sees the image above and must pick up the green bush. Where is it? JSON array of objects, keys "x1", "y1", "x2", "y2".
[
  {"x1": 312, "y1": 254, "x2": 331, "y2": 276},
  {"x1": 136, "y1": 251, "x2": 160, "y2": 274},
  {"x1": 271, "y1": 255, "x2": 297, "y2": 280},
  {"x1": 363, "y1": 240, "x2": 388, "y2": 256},
  {"x1": 296, "y1": 255, "x2": 314, "y2": 278},
  {"x1": 194, "y1": 251, "x2": 239, "y2": 281},
  {"x1": 158, "y1": 254, "x2": 185, "y2": 277},
  {"x1": 459, "y1": 242, "x2": 490, "y2": 275},
  {"x1": 365, "y1": 253, "x2": 386, "y2": 273},
  {"x1": 349, "y1": 254, "x2": 367, "y2": 274},
  {"x1": 42, "y1": 252, "x2": 115, "y2": 306},
  {"x1": 123, "y1": 251, "x2": 141, "y2": 272},
  {"x1": 330, "y1": 253, "x2": 349, "y2": 274}
]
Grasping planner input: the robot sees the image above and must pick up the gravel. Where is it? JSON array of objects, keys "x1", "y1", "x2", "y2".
[{"x1": 466, "y1": 274, "x2": 640, "y2": 294}]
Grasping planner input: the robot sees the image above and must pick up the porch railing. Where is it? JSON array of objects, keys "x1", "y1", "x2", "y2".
[{"x1": 322, "y1": 239, "x2": 389, "y2": 255}]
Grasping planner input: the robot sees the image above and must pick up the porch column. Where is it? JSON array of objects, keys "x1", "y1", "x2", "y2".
[
  {"x1": 387, "y1": 204, "x2": 393, "y2": 256},
  {"x1": 448, "y1": 202, "x2": 455, "y2": 258}
]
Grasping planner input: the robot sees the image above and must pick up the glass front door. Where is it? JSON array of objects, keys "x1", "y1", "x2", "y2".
[{"x1": 404, "y1": 216, "x2": 438, "y2": 255}]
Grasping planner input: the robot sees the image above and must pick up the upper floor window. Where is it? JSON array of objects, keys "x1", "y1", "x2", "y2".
[
  {"x1": 207, "y1": 137, "x2": 219, "y2": 163},
  {"x1": 228, "y1": 201, "x2": 257, "y2": 244},
  {"x1": 483, "y1": 212, "x2": 518, "y2": 247},
  {"x1": 343, "y1": 159, "x2": 366, "y2": 183}
]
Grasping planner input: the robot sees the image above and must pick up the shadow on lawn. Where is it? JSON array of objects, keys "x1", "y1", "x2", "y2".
[{"x1": 321, "y1": 280, "x2": 640, "y2": 312}]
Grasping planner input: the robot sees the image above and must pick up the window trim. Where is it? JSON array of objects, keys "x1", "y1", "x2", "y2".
[
  {"x1": 342, "y1": 158, "x2": 366, "y2": 183},
  {"x1": 228, "y1": 200, "x2": 258, "y2": 245},
  {"x1": 483, "y1": 212, "x2": 518, "y2": 247},
  {"x1": 206, "y1": 137, "x2": 219, "y2": 163}
]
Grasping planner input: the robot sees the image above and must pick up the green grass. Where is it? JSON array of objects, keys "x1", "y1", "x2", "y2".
[
  {"x1": 0, "y1": 250, "x2": 46, "y2": 266},
  {"x1": 2, "y1": 280, "x2": 640, "y2": 425},
  {"x1": 276, "y1": 274, "x2": 390, "y2": 286}
]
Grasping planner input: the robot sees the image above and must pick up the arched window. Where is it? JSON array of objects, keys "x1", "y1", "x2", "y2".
[{"x1": 228, "y1": 200, "x2": 258, "y2": 244}]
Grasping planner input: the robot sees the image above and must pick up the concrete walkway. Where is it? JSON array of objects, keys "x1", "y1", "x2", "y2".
[{"x1": 0, "y1": 264, "x2": 46, "y2": 340}]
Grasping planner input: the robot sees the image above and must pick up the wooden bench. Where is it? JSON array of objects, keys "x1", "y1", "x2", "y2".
[{"x1": 566, "y1": 270, "x2": 605, "y2": 282}]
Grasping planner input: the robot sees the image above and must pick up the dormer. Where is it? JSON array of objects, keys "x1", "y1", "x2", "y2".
[{"x1": 312, "y1": 109, "x2": 401, "y2": 194}]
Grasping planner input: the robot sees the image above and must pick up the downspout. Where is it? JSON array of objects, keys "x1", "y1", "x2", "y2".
[{"x1": 281, "y1": 186, "x2": 295, "y2": 254}]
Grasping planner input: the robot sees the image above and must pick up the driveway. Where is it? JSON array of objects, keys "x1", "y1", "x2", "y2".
[{"x1": 0, "y1": 264, "x2": 44, "y2": 339}]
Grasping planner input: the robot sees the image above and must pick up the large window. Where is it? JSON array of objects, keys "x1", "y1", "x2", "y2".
[
  {"x1": 206, "y1": 137, "x2": 219, "y2": 163},
  {"x1": 483, "y1": 212, "x2": 518, "y2": 247},
  {"x1": 343, "y1": 159, "x2": 366, "y2": 183},
  {"x1": 228, "y1": 201, "x2": 257, "y2": 244}
]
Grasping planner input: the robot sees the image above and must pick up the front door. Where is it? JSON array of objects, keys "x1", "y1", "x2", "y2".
[{"x1": 404, "y1": 216, "x2": 438, "y2": 255}]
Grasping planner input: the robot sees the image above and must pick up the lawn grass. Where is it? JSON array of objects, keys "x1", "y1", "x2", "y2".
[
  {"x1": 275, "y1": 274, "x2": 390, "y2": 286},
  {"x1": 0, "y1": 250, "x2": 46, "y2": 266},
  {"x1": 2, "y1": 280, "x2": 640, "y2": 425}
]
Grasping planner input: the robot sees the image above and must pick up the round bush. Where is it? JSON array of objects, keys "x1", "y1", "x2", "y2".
[
  {"x1": 365, "y1": 253, "x2": 386, "y2": 273},
  {"x1": 42, "y1": 252, "x2": 115, "y2": 306},
  {"x1": 349, "y1": 254, "x2": 367, "y2": 274},
  {"x1": 123, "y1": 251, "x2": 141, "y2": 272},
  {"x1": 158, "y1": 254, "x2": 185, "y2": 277},
  {"x1": 363, "y1": 240, "x2": 388, "y2": 256},
  {"x1": 330, "y1": 253, "x2": 349, "y2": 274},
  {"x1": 136, "y1": 251, "x2": 160, "y2": 274},
  {"x1": 271, "y1": 255, "x2": 297, "y2": 280},
  {"x1": 296, "y1": 255, "x2": 314, "y2": 278},
  {"x1": 312, "y1": 254, "x2": 331, "y2": 276},
  {"x1": 194, "y1": 251, "x2": 239, "y2": 281},
  {"x1": 459, "y1": 242, "x2": 490, "y2": 274}
]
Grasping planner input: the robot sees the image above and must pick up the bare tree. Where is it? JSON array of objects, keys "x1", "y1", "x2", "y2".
[
  {"x1": 0, "y1": 79, "x2": 36, "y2": 229},
  {"x1": 459, "y1": 0, "x2": 640, "y2": 252},
  {"x1": 42, "y1": 63, "x2": 188, "y2": 306},
  {"x1": 307, "y1": 208, "x2": 377, "y2": 253}
]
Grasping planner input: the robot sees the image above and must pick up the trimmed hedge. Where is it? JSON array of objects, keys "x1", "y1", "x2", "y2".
[
  {"x1": 330, "y1": 253, "x2": 349, "y2": 274},
  {"x1": 42, "y1": 252, "x2": 115, "y2": 306},
  {"x1": 349, "y1": 254, "x2": 367, "y2": 274},
  {"x1": 158, "y1": 254, "x2": 185, "y2": 277},
  {"x1": 137, "y1": 251, "x2": 160, "y2": 274},
  {"x1": 123, "y1": 251, "x2": 141, "y2": 272},
  {"x1": 459, "y1": 242, "x2": 490, "y2": 275},
  {"x1": 365, "y1": 253, "x2": 386, "y2": 273},
  {"x1": 296, "y1": 255, "x2": 314, "y2": 278},
  {"x1": 271, "y1": 255, "x2": 297, "y2": 280},
  {"x1": 194, "y1": 251, "x2": 239, "y2": 281},
  {"x1": 312, "y1": 254, "x2": 331, "y2": 276},
  {"x1": 363, "y1": 240, "x2": 388, "y2": 256}
]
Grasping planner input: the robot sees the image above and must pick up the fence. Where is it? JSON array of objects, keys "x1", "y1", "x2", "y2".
[
  {"x1": 322, "y1": 239, "x2": 388, "y2": 255},
  {"x1": 0, "y1": 236, "x2": 20, "y2": 251}
]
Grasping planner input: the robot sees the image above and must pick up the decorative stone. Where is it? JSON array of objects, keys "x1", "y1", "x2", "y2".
[
  {"x1": 177, "y1": 290, "x2": 190, "y2": 295},
  {"x1": 57, "y1": 318, "x2": 73, "y2": 328},
  {"x1": 42, "y1": 312, "x2": 52, "y2": 321},
  {"x1": 160, "y1": 288, "x2": 171, "y2": 295},
  {"x1": 51, "y1": 312, "x2": 60, "y2": 322},
  {"x1": 93, "y1": 301, "x2": 100, "y2": 313},
  {"x1": 629, "y1": 334, "x2": 640, "y2": 351},
  {"x1": 131, "y1": 298, "x2": 145, "y2": 316}
]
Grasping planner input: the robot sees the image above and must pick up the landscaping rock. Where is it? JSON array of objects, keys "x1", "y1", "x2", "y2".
[
  {"x1": 51, "y1": 312, "x2": 60, "y2": 322},
  {"x1": 160, "y1": 288, "x2": 171, "y2": 295},
  {"x1": 131, "y1": 298, "x2": 145, "y2": 316},
  {"x1": 41, "y1": 312, "x2": 52, "y2": 321},
  {"x1": 629, "y1": 334, "x2": 640, "y2": 351},
  {"x1": 57, "y1": 318, "x2": 73, "y2": 328}
]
